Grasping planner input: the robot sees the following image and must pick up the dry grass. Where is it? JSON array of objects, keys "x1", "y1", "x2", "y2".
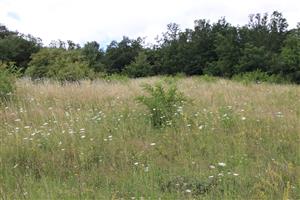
[{"x1": 0, "y1": 76, "x2": 299, "y2": 199}]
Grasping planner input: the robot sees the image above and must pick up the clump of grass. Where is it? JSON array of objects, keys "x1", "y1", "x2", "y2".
[
  {"x1": 199, "y1": 74, "x2": 218, "y2": 83},
  {"x1": 104, "y1": 74, "x2": 129, "y2": 83},
  {"x1": 136, "y1": 82, "x2": 186, "y2": 128}
]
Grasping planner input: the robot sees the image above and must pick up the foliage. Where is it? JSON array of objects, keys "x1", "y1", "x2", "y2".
[
  {"x1": 103, "y1": 73, "x2": 130, "y2": 83},
  {"x1": 136, "y1": 82, "x2": 186, "y2": 128},
  {"x1": 279, "y1": 28, "x2": 300, "y2": 83},
  {"x1": 103, "y1": 37, "x2": 143, "y2": 74},
  {"x1": 81, "y1": 41, "x2": 105, "y2": 72},
  {"x1": 124, "y1": 51, "x2": 153, "y2": 77},
  {"x1": 0, "y1": 24, "x2": 41, "y2": 71},
  {"x1": 1, "y1": 11, "x2": 300, "y2": 83},
  {"x1": 0, "y1": 62, "x2": 16, "y2": 101},
  {"x1": 26, "y1": 48, "x2": 92, "y2": 82},
  {"x1": 232, "y1": 70, "x2": 288, "y2": 84}
]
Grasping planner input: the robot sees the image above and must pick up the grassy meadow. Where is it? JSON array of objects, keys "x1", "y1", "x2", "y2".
[{"x1": 0, "y1": 76, "x2": 299, "y2": 199}]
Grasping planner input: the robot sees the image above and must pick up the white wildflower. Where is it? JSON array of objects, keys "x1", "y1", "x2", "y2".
[
  {"x1": 218, "y1": 162, "x2": 226, "y2": 167},
  {"x1": 185, "y1": 189, "x2": 192, "y2": 193}
]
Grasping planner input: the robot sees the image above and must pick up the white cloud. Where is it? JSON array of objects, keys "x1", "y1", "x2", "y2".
[{"x1": 0, "y1": 0, "x2": 299, "y2": 46}]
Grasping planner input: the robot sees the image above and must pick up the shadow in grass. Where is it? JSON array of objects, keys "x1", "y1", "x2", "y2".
[{"x1": 161, "y1": 176, "x2": 218, "y2": 196}]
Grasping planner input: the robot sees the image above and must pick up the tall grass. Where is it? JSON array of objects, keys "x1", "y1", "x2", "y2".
[{"x1": 0, "y1": 77, "x2": 299, "y2": 199}]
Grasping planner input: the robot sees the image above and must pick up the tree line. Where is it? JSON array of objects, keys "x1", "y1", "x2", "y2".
[{"x1": 1, "y1": 11, "x2": 299, "y2": 83}]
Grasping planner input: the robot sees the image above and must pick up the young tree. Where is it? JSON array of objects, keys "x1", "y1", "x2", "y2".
[{"x1": 124, "y1": 51, "x2": 153, "y2": 77}]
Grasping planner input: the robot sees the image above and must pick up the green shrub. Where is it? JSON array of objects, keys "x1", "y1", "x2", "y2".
[
  {"x1": 0, "y1": 62, "x2": 16, "y2": 101},
  {"x1": 26, "y1": 48, "x2": 94, "y2": 82},
  {"x1": 124, "y1": 51, "x2": 153, "y2": 78},
  {"x1": 51, "y1": 62, "x2": 91, "y2": 83},
  {"x1": 104, "y1": 74, "x2": 129, "y2": 83},
  {"x1": 136, "y1": 82, "x2": 186, "y2": 128},
  {"x1": 232, "y1": 70, "x2": 288, "y2": 84}
]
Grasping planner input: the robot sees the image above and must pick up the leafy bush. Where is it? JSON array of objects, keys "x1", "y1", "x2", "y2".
[
  {"x1": 0, "y1": 62, "x2": 16, "y2": 101},
  {"x1": 232, "y1": 70, "x2": 288, "y2": 84},
  {"x1": 26, "y1": 48, "x2": 93, "y2": 82},
  {"x1": 124, "y1": 51, "x2": 153, "y2": 78},
  {"x1": 136, "y1": 82, "x2": 186, "y2": 128}
]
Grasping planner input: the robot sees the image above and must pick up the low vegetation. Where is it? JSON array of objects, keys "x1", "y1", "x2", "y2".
[
  {"x1": 0, "y1": 62, "x2": 16, "y2": 102},
  {"x1": 0, "y1": 77, "x2": 299, "y2": 199}
]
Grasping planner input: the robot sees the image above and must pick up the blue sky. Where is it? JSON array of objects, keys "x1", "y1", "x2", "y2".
[{"x1": 0, "y1": 0, "x2": 299, "y2": 47}]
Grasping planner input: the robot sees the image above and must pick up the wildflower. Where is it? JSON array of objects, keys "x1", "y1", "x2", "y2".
[
  {"x1": 199, "y1": 125, "x2": 204, "y2": 130},
  {"x1": 218, "y1": 162, "x2": 226, "y2": 167},
  {"x1": 144, "y1": 167, "x2": 149, "y2": 172},
  {"x1": 80, "y1": 135, "x2": 85, "y2": 139},
  {"x1": 209, "y1": 165, "x2": 216, "y2": 169},
  {"x1": 15, "y1": 119, "x2": 21, "y2": 122},
  {"x1": 134, "y1": 162, "x2": 139, "y2": 166},
  {"x1": 209, "y1": 175, "x2": 214, "y2": 179},
  {"x1": 150, "y1": 143, "x2": 156, "y2": 146},
  {"x1": 185, "y1": 189, "x2": 192, "y2": 193},
  {"x1": 241, "y1": 117, "x2": 246, "y2": 120},
  {"x1": 218, "y1": 173, "x2": 224, "y2": 176},
  {"x1": 24, "y1": 126, "x2": 30, "y2": 129},
  {"x1": 233, "y1": 173, "x2": 239, "y2": 176}
]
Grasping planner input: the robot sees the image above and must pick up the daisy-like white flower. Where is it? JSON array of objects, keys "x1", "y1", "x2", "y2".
[{"x1": 218, "y1": 162, "x2": 226, "y2": 167}]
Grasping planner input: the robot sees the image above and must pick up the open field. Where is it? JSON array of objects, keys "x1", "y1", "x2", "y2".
[{"x1": 0, "y1": 77, "x2": 300, "y2": 199}]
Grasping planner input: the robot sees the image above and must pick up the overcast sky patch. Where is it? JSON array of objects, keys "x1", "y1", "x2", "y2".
[
  {"x1": 7, "y1": 12, "x2": 20, "y2": 21},
  {"x1": 0, "y1": 0, "x2": 299, "y2": 46}
]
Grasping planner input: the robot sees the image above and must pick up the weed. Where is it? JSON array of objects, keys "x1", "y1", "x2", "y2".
[{"x1": 136, "y1": 82, "x2": 186, "y2": 128}]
